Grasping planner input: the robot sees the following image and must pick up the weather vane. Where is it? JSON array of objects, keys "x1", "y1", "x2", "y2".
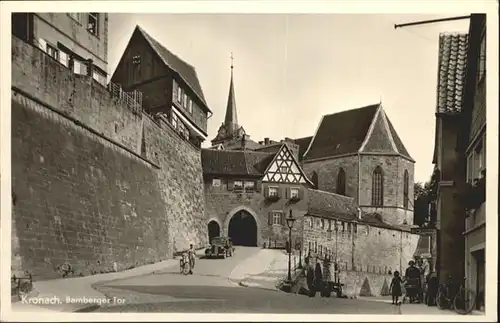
[{"x1": 230, "y1": 52, "x2": 234, "y2": 69}]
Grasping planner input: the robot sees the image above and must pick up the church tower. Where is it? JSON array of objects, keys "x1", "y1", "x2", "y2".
[{"x1": 211, "y1": 54, "x2": 253, "y2": 149}]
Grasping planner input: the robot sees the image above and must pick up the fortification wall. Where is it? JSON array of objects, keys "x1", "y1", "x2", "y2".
[
  {"x1": 11, "y1": 36, "x2": 207, "y2": 280},
  {"x1": 302, "y1": 215, "x2": 420, "y2": 296}
]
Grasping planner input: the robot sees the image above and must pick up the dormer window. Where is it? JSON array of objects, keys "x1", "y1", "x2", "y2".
[{"x1": 87, "y1": 13, "x2": 99, "y2": 36}]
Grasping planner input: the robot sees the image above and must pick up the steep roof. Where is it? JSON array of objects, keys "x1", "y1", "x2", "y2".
[
  {"x1": 201, "y1": 149, "x2": 274, "y2": 176},
  {"x1": 293, "y1": 136, "x2": 313, "y2": 160},
  {"x1": 304, "y1": 104, "x2": 378, "y2": 160},
  {"x1": 306, "y1": 189, "x2": 359, "y2": 221},
  {"x1": 303, "y1": 104, "x2": 413, "y2": 161},
  {"x1": 436, "y1": 33, "x2": 468, "y2": 114},
  {"x1": 136, "y1": 26, "x2": 210, "y2": 111}
]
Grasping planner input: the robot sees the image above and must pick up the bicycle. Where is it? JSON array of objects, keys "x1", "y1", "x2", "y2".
[{"x1": 436, "y1": 276, "x2": 476, "y2": 315}]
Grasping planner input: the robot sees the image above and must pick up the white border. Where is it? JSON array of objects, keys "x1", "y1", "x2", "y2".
[{"x1": 1, "y1": 1, "x2": 498, "y2": 322}]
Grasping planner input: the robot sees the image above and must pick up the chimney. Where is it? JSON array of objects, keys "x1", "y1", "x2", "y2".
[
  {"x1": 264, "y1": 137, "x2": 270, "y2": 145},
  {"x1": 258, "y1": 141, "x2": 263, "y2": 145}
]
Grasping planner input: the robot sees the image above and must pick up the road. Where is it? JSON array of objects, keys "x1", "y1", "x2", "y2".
[{"x1": 92, "y1": 246, "x2": 394, "y2": 314}]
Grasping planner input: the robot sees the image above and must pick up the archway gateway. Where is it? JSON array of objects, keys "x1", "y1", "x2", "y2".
[
  {"x1": 207, "y1": 220, "x2": 221, "y2": 243},
  {"x1": 228, "y1": 210, "x2": 258, "y2": 246}
]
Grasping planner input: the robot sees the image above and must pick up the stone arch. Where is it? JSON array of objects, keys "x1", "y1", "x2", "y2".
[
  {"x1": 224, "y1": 206, "x2": 261, "y2": 247},
  {"x1": 207, "y1": 217, "x2": 222, "y2": 243}
]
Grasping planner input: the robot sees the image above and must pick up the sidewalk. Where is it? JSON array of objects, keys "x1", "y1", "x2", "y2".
[
  {"x1": 357, "y1": 296, "x2": 484, "y2": 316},
  {"x1": 236, "y1": 250, "x2": 292, "y2": 291},
  {"x1": 10, "y1": 249, "x2": 205, "y2": 313}
]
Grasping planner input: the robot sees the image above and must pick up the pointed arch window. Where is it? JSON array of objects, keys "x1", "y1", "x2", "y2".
[
  {"x1": 372, "y1": 166, "x2": 384, "y2": 206},
  {"x1": 311, "y1": 171, "x2": 319, "y2": 189},
  {"x1": 336, "y1": 168, "x2": 346, "y2": 195},
  {"x1": 403, "y1": 170, "x2": 409, "y2": 208}
]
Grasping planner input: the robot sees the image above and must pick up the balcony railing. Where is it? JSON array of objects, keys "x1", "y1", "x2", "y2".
[{"x1": 107, "y1": 81, "x2": 143, "y2": 116}]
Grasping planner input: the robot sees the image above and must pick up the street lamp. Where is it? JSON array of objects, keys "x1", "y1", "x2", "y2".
[{"x1": 286, "y1": 210, "x2": 296, "y2": 283}]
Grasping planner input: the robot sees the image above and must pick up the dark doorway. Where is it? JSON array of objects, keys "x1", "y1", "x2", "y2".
[
  {"x1": 208, "y1": 220, "x2": 220, "y2": 243},
  {"x1": 228, "y1": 210, "x2": 257, "y2": 246},
  {"x1": 474, "y1": 249, "x2": 485, "y2": 311}
]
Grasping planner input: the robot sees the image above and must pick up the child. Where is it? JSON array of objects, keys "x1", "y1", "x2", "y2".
[{"x1": 390, "y1": 271, "x2": 404, "y2": 305}]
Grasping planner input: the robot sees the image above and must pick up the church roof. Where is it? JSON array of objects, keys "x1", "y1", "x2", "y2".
[
  {"x1": 436, "y1": 33, "x2": 468, "y2": 114},
  {"x1": 293, "y1": 136, "x2": 313, "y2": 160},
  {"x1": 135, "y1": 26, "x2": 210, "y2": 111},
  {"x1": 303, "y1": 104, "x2": 413, "y2": 162},
  {"x1": 201, "y1": 149, "x2": 274, "y2": 176}
]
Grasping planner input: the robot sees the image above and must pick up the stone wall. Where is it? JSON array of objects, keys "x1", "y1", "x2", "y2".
[
  {"x1": 302, "y1": 155, "x2": 359, "y2": 202},
  {"x1": 359, "y1": 155, "x2": 414, "y2": 226},
  {"x1": 302, "y1": 214, "x2": 420, "y2": 296},
  {"x1": 11, "y1": 36, "x2": 207, "y2": 280}
]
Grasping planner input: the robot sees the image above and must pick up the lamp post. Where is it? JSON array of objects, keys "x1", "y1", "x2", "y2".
[{"x1": 286, "y1": 210, "x2": 296, "y2": 283}]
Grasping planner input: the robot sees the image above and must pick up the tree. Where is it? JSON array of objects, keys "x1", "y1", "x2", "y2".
[{"x1": 414, "y1": 181, "x2": 431, "y2": 227}]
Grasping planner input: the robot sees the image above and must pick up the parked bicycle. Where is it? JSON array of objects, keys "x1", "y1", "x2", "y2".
[
  {"x1": 436, "y1": 276, "x2": 476, "y2": 315},
  {"x1": 179, "y1": 252, "x2": 191, "y2": 275}
]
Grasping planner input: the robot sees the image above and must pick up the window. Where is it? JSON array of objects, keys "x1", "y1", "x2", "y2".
[
  {"x1": 183, "y1": 93, "x2": 188, "y2": 108},
  {"x1": 336, "y1": 168, "x2": 346, "y2": 195},
  {"x1": 132, "y1": 55, "x2": 141, "y2": 65},
  {"x1": 59, "y1": 51, "x2": 69, "y2": 67},
  {"x1": 269, "y1": 186, "x2": 278, "y2": 197},
  {"x1": 320, "y1": 219, "x2": 325, "y2": 229},
  {"x1": 87, "y1": 13, "x2": 99, "y2": 36},
  {"x1": 233, "y1": 180, "x2": 243, "y2": 190},
  {"x1": 353, "y1": 223, "x2": 357, "y2": 234},
  {"x1": 272, "y1": 211, "x2": 282, "y2": 225},
  {"x1": 478, "y1": 31, "x2": 486, "y2": 82},
  {"x1": 176, "y1": 87, "x2": 182, "y2": 103},
  {"x1": 372, "y1": 166, "x2": 384, "y2": 206},
  {"x1": 403, "y1": 170, "x2": 409, "y2": 208},
  {"x1": 92, "y1": 70, "x2": 107, "y2": 86},
  {"x1": 467, "y1": 135, "x2": 486, "y2": 183},
  {"x1": 308, "y1": 218, "x2": 313, "y2": 228},
  {"x1": 68, "y1": 13, "x2": 83, "y2": 23},
  {"x1": 280, "y1": 166, "x2": 289, "y2": 173},
  {"x1": 290, "y1": 187, "x2": 299, "y2": 199},
  {"x1": 244, "y1": 181, "x2": 255, "y2": 191},
  {"x1": 328, "y1": 219, "x2": 332, "y2": 230},
  {"x1": 73, "y1": 59, "x2": 88, "y2": 75},
  {"x1": 347, "y1": 223, "x2": 351, "y2": 234},
  {"x1": 46, "y1": 44, "x2": 59, "y2": 60},
  {"x1": 171, "y1": 113, "x2": 178, "y2": 130},
  {"x1": 212, "y1": 179, "x2": 221, "y2": 187},
  {"x1": 188, "y1": 100, "x2": 193, "y2": 114}
]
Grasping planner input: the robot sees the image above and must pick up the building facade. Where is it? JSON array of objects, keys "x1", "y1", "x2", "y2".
[
  {"x1": 110, "y1": 26, "x2": 212, "y2": 148},
  {"x1": 432, "y1": 31, "x2": 469, "y2": 284},
  {"x1": 296, "y1": 104, "x2": 416, "y2": 227},
  {"x1": 12, "y1": 12, "x2": 109, "y2": 86},
  {"x1": 461, "y1": 14, "x2": 486, "y2": 312}
]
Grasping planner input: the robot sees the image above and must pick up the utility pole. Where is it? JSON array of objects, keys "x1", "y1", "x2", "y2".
[{"x1": 394, "y1": 15, "x2": 471, "y2": 29}]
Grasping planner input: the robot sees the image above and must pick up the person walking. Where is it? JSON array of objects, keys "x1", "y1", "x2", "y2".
[
  {"x1": 390, "y1": 271, "x2": 404, "y2": 305},
  {"x1": 187, "y1": 244, "x2": 196, "y2": 275},
  {"x1": 305, "y1": 256, "x2": 316, "y2": 297}
]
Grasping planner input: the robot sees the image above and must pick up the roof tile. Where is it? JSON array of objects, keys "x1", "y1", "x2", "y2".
[{"x1": 436, "y1": 33, "x2": 468, "y2": 113}]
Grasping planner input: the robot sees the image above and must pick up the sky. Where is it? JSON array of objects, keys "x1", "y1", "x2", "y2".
[{"x1": 107, "y1": 13, "x2": 470, "y2": 183}]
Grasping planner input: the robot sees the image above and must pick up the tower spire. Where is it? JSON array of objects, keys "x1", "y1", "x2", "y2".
[{"x1": 224, "y1": 52, "x2": 238, "y2": 134}]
